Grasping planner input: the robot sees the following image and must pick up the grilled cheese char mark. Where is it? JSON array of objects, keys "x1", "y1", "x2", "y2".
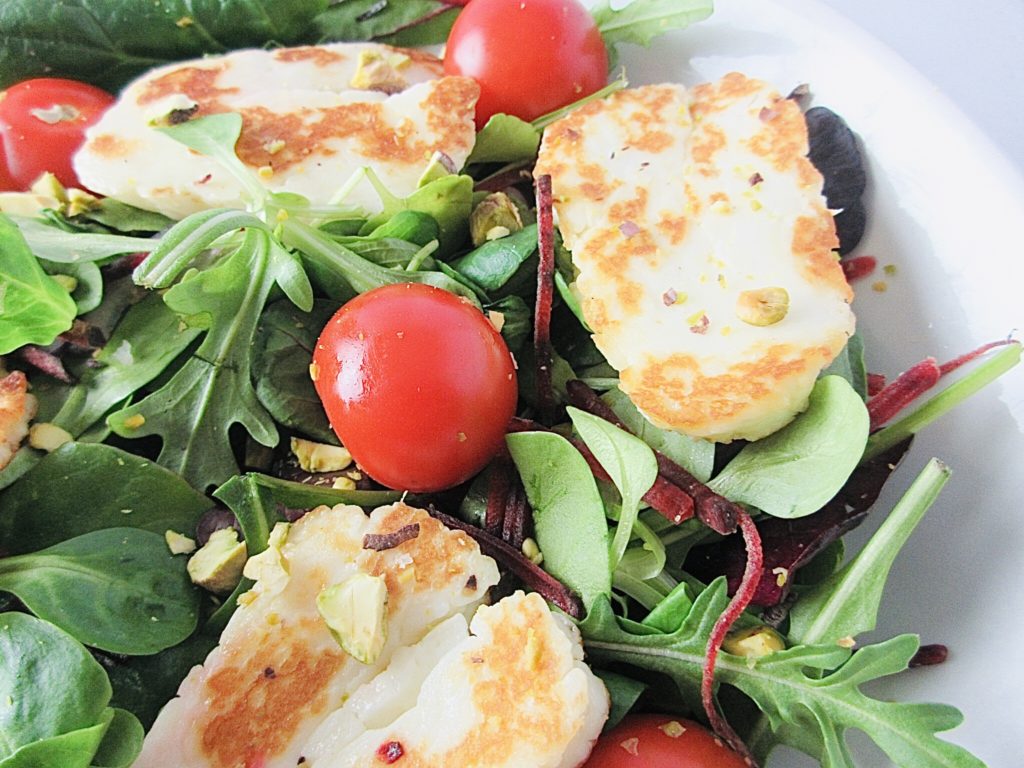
[
  {"x1": 535, "y1": 74, "x2": 856, "y2": 442},
  {"x1": 134, "y1": 503, "x2": 608, "y2": 768},
  {"x1": 74, "y1": 43, "x2": 480, "y2": 220},
  {"x1": 0, "y1": 370, "x2": 36, "y2": 471}
]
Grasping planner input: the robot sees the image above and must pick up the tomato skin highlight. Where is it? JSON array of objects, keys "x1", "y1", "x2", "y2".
[
  {"x1": 312, "y1": 283, "x2": 518, "y2": 493},
  {"x1": 0, "y1": 77, "x2": 115, "y2": 191},
  {"x1": 443, "y1": 0, "x2": 608, "y2": 127},
  {"x1": 583, "y1": 715, "x2": 749, "y2": 768}
]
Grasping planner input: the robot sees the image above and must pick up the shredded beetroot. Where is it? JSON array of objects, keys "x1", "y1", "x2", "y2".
[
  {"x1": 937, "y1": 338, "x2": 1017, "y2": 376},
  {"x1": 701, "y1": 510, "x2": 762, "y2": 765},
  {"x1": 17, "y1": 345, "x2": 72, "y2": 383},
  {"x1": 428, "y1": 507, "x2": 585, "y2": 619},
  {"x1": 841, "y1": 255, "x2": 877, "y2": 282},
  {"x1": 473, "y1": 161, "x2": 535, "y2": 193},
  {"x1": 867, "y1": 372, "x2": 887, "y2": 397},
  {"x1": 484, "y1": 459, "x2": 513, "y2": 537},
  {"x1": 910, "y1": 643, "x2": 949, "y2": 667},
  {"x1": 533, "y1": 174, "x2": 557, "y2": 424},
  {"x1": 867, "y1": 358, "x2": 941, "y2": 430},
  {"x1": 362, "y1": 524, "x2": 420, "y2": 552},
  {"x1": 502, "y1": 481, "x2": 528, "y2": 550}
]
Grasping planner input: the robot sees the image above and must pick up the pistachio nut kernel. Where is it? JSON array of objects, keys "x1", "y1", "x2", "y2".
[
  {"x1": 317, "y1": 572, "x2": 389, "y2": 664},
  {"x1": 469, "y1": 191, "x2": 524, "y2": 246},
  {"x1": 187, "y1": 527, "x2": 247, "y2": 594},
  {"x1": 722, "y1": 625, "x2": 786, "y2": 658},
  {"x1": 736, "y1": 286, "x2": 790, "y2": 327},
  {"x1": 291, "y1": 437, "x2": 353, "y2": 473}
]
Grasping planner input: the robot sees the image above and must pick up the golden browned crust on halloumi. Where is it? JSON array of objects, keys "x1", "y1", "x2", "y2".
[
  {"x1": 0, "y1": 370, "x2": 36, "y2": 471},
  {"x1": 535, "y1": 74, "x2": 855, "y2": 442}
]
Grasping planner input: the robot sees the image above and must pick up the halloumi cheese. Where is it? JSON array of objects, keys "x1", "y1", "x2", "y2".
[
  {"x1": 135, "y1": 503, "x2": 607, "y2": 768},
  {"x1": 535, "y1": 74, "x2": 855, "y2": 442},
  {"x1": 0, "y1": 370, "x2": 36, "y2": 471},
  {"x1": 74, "y1": 43, "x2": 479, "y2": 220}
]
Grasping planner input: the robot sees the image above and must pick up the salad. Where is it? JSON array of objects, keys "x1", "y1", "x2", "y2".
[{"x1": 0, "y1": 1, "x2": 1019, "y2": 766}]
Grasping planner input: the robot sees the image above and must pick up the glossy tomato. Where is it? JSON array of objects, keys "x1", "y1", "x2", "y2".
[
  {"x1": 443, "y1": 0, "x2": 608, "y2": 127},
  {"x1": 0, "y1": 78, "x2": 115, "y2": 191},
  {"x1": 312, "y1": 283, "x2": 518, "y2": 493},
  {"x1": 584, "y1": 715, "x2": 748, "y2": 768}
]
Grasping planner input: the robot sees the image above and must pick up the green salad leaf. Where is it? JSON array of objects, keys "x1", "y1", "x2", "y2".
[
  {"x1": 507, "y1": 430, "x2": 612, "y2": 610},
  {"x1": 466, "y1": 114, "x2": 541, "y2": 166},
  {"x1": 13, "y1": 217, "x2": 157, "y2": 264},
  {"x1": 451, "y1": 224, "x2": 538, "y2": 295},
  {"x1": 0, "y1": 528, "x2": 200, "y2": 655},
  {"x1": 709, "y1": 376, "x2": 869, "y2": 518},
  {"x1": 581, "y1": 581, "x2": 985, "y2": 768},
  {"x1": 0, "y1": 214, "x2": 77, "y2": 354},
  {"x1": 590, "y1": 0, "x2": 714, "y2": 49},
  {"x1": 314, "y1": 0, "x2": 456, "y2": 45}
]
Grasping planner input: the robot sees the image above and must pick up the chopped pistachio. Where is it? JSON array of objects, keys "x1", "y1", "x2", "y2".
[
  {"x1": 350, "y1": 50, "x2": 409, "y2": 94},
  {"x1": 65, "y1": 188, "x2": 100, "y2": 217},
  {"x1": 331, "y1": 476, "x2": 357, "y2": 491},
  {"x1": 722, "y1": 625, "x2": 786, "y2": 658},
  {"x1": 28, "y1": 423, "x2": 73, "y2": 452},
  {"x1": 291, "y1": 437, "x2": 352, "y2": 473},
  {"x1": 49, "y1": 274, "x2": 79, "y2": 293},
  {"x1": 469, "y1": 192, "x2": 524, "y2": 246},
  {"x1": 317, "y1": 573, "x2": 389, "y2": 664},
  {"x1": 165, "y1": 530, "x2": 197, "y2": 555},
  {"x1": 521, "y1": 537, "x2": 543, "y2": 565},
  {"x1": 242, "y1": 521, "x2": 292, "y2": 593},
  {"x1": 736, "y1": 286, "x2": 789, "y2": 326},
  {"x1": 187, "y1": 528, "x2": 247, "y2": 594}
]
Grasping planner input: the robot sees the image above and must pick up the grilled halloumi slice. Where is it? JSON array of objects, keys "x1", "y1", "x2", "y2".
[
  {"x1": 0, "y1": 370, "x2": 36, "y2": 471},
  {"x1": 303, "y1": 591, "x2": 609, "y2": 768},
  {"x1": 535, "y1": 74, "x2": 855, "y2": 442},
  {"x1": 74, "y1": 43, "x2": 479, "y2": 220},
  {"x1": 134, "y1": 502, "x2": 500, "y2": 768}
]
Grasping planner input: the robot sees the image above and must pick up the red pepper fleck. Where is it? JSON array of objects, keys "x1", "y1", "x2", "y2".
[
  {"x1": 662, "y1": 288, "x2": 678, "y2": 306},
  {"x1": 748, "y1": 172, "x2": 764, "y2": 186},
  {"x1": 689, "y1": 314, "x2": 710, "y2": 334},
  {"x1": 841, "y1": 255, "x2": 877, "y2": 282},
  {"x1": 376, "y1": 741, "x2": 404, "y2": 763}
]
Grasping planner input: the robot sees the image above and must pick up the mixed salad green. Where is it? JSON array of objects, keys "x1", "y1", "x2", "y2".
[{"x1": 0, "y1": 1, "x2": 1019, "y2": 767}]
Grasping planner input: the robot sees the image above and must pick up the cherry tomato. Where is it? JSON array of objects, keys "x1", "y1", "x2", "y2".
[
  {"x1": 584, "y1": 715, "x2": 749, "y2": 768},
  {"x1": 312, "y1": 283, "x2": 518, "y2": 493},
  {"x1": 443, "y1": 0, "x2": 608, "y2": 128},
  {"x1": 0, "y1": 78, "x2": 115, "y2": 191}
]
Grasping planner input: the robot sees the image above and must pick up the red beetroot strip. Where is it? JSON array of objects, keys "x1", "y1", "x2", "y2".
[
  {"x1": 533, "y1": 174, "x2": 557, "y2": 424},
  {"x1": 868, "y1": 338, "x2": 1018, "y2": 430},
  {"x1": 484, "y1": 459, "x2": 513, "y2": 537},
  {"x1": 701, "y1": 511, "x2": 763, "y2": 764},
  {"x1": 427, "y1": 507, "x2": 584, "y2": 619}
]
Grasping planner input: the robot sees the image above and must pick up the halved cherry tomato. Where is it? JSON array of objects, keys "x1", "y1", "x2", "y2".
[
  {"x1": 584, "y1": 715, "x2": 748, "y2": 768},
  {"x1": 0, "y1": 77, "x2": 115, "y2": 191},
  {"x1": 443, "y1": 0, "x2": 608, "y2": 128},
  {"x1": 312, "y1": 283, "x2": 518, "y2": 493}
]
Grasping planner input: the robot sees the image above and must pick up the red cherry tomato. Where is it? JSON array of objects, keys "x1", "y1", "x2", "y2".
[
  {"x1": 443, "y1": 0, "x2": 608, "y2": 128},
  {"x1": 0, "y1": 78, "x2": 115, "y2": 191},
  {"x1": 312, "y1": 283, "x2": 518, "y2": 493},
  {"x1": 584, "y1": 715, "x2": 749, "y2": 768}
]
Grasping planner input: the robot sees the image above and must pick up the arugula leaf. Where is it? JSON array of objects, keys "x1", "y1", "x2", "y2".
[
  {"x1": 0, "y1": 442, "x2": 212, "y2": 556},
  {"x1": 0, "y1": 0, "x2": 329, "y2": 90},
  {"x1": 0, "y1": 214, "x2": 76, "y2": 354},
  {"x1": 41, "y1": 258, "x2": 103, "y2": 314},
  {"x1": 709, "y1": 376, "x2": 869, "y2": 518},
  {"x1": 108, "y1": 230, "x2": 303, "y2": 490},
  {"x1": 466, "y1": 114, "x2": 541, "y2": 166},
  {"x1": 788, "y1": 459, "x2": 951, "y2": 646},
  {"x1": 506, "y1": 431, "x2": 611, "y2": 610},
  {"x1": 0, "y1": 528, "x2": 200, "y2": 655},
  {"x1": 568, "y1": 407, "x2": 658, "y2": 569},
  {"x1": 14, "y1": 217, "x2": 157, "y2": 264},
  {"x1": 0, "y1": 612, "x2": 110, "y2": 760},
  {"x1": 590, "y1": 0, "x2": 714, "y2": 49},
  {"x1": 581, "y1": 582, "x2": 985, "y2": 768},
  {"x1": 359, "y1": 172, "x2": 474, "y2": 256},
  {"x1": 601, "y1": 387, "x2": 714, "y2": 481}
]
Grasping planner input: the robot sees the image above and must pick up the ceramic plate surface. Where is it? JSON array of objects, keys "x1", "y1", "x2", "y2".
[{"x1": 610, "y1": 0, "x2": 1024, "y2": 764}]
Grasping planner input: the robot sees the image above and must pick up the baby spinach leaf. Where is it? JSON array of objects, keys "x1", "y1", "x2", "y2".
[
  {"x1": 0, "y1": 612, "x2": 110, "y2": 759},
  {"x1": 0, "y1": 0, "x2": 329, "y2": 91},
  {"x1": 822, "y1": 332, "x2": 868, "y2": 399},
  {"x1": 568, "y1": 407, "x2": 658, "y2": 570},
  {"x1": 70, "y1": 199, "x2": 174, "y2": 235},
  {"x1": 109, "y1": 230, "x2": 301, "y2": 491},
  {"x1": 0, "y1": 716, "x2": 110, "y2": 768},
  {"x1": 0, "y1": 529, "x2": 200, "y2": 655},
  {"x1": 0, "y1": 442, "x2": 212, "y2": 556},
  {"x1": 507, "y1": 431, "x2": 611, "y2": 611},
  {"x1": 252, "y1": 299, "x2": 338, "y2": 444},
  {"x1": 581, "y1": 582, "x2": 985, "y2": 768},
  {"x1": 466, "y1": 114, "x2": 541, "y2": 166},
  {"x1": 590, "y1": 0, "x2": 714, "y2": 49},
  {"x1": 601, "y1": 387, "x2": 714, "y2": 482},
  {"x1": 313, "y1": 0, "x2": 454, "y2": 43},
  {"x1": 788, "y1": 459, "x2": 951, "y2": 646},
  {"x1": 451, "y1": 224, "x2": 538, "y2": 293},
  {"x1": 89, "y1": 708, "x2": 143, "y2": 768},
  {"x1": 593, "y1": 669, "x2": 646, "y2": 731},
  {"x1": 709, "y1": 376, "x2": 869, "y2": 518},
  {"x1": 487, "y1": 295, "x2": 531, "y2": 354},
  {"x1": 0, "y1": 214, "x2": 76, "y2": 354}
]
